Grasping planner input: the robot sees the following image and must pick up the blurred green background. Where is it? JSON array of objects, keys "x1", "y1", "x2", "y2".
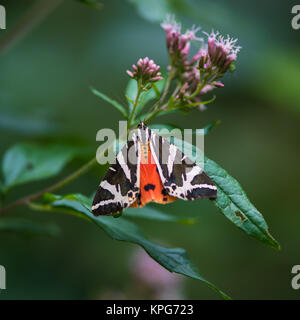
[{"x1": 0, "y1": 0, "x2": 300, "y2": 299}]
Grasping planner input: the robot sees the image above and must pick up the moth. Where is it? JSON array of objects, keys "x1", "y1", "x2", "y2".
[{"x1": 92, "y1": 122, "x2": 217, "y2": 216}]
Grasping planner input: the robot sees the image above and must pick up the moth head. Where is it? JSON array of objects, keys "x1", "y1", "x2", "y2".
[{"x1": 138, "y1": 122, "x2": 147, "y2": 130}]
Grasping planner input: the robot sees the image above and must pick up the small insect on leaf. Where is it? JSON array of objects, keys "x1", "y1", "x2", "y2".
[{"x1": 92, "y1": 123, "x2": 217, "y2": 216}]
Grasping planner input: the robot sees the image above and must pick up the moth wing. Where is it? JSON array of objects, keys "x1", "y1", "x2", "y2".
[
  {"x1": 149, "y1": 128, "x2": 217, "y2": 200},
  {"x1": 92, "y1": 134, "x2": 140, "y2": 215}
]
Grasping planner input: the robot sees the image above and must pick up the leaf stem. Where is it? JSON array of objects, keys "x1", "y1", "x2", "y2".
[
  {"x1": 0, "y1": 72, "x2": 175, "y2": 215},
  {"x1": 0, "y1": 157, "x2": 97, "y2": 215}
]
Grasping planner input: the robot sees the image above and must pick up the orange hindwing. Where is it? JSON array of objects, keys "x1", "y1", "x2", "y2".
[{"x1": 131, "y1": 142, "x2": 177, "y2": 208}]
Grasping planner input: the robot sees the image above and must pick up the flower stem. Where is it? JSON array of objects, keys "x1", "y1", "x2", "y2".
[
  {"x1": 0, "y1": 73, "x2": 173, "y2": 215},
  {"x1": 128, "y1": 84, "x2": 143, "y2": 128},
  {"x1": 184, "y1": 81, "x2": 206, "y2": 100},
  {"x1": 144, "y1": 71, "x2": 175, "y2": 123}
]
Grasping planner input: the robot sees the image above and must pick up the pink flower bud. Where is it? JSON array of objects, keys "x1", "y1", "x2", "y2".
[
  {"x1": 126, "y1": 57, "x2": 164, "y2": 85},
  {"x1": 201, "y1": 84, "x2": 214, "y2": 94},
  {"x1": 144, "y1": 57, "x2": 149, "y2": 64},
  {"x1": 150, "y1": 76, "x2": 164, "y2": 81},
  {"x1": 126, "y1": 70, "x2": 134, "y2": 78},
  {"x1": 213, "y1": 81, "x2": 224, "y2": 88}
]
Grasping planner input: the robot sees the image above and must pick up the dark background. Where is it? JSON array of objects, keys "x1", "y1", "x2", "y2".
[{"x1": 0, "y1": 0, "x2": 299, "y2": 299}]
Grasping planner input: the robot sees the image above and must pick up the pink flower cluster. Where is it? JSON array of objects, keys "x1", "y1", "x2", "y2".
[
  {"x1": 125, "y1": 16, "x2": 241, "y2": 113},
  {"x1": 126, "y1": 57, "x2": 163, "y2": 86},
  {"x1": 161, "y1": 15, "x2": 202, "y2": 73},
  {"x1": 179, "y1": 68, "x2": 224, "y2": 110},
  {"x1": 202, "y1": 30, "x2": 241, "y2": 74},
  {"x1": 161, "y1": 16, "x2": 241, "y2": 109}
]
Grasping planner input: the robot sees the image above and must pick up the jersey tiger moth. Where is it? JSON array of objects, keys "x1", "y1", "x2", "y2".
[{"x1": 92, "y1": 122, "x2": 217, "y2": 216}]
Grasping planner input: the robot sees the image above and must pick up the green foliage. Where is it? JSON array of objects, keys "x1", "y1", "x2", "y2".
[
  {"x1": 29, "y1": 193, "x2": 230, "y2": 299},
  {"x1": 125, "y1": 79, "x2": 137, "y2": 113},
  {"x1": 172, "y1": 138, "x2": 279, "y2": 250},
  {"x1": 0, "y1": 6, "x2": 282, "y2": 300},
  {"x1": 204, "y1": 157, "x2": 280, "y2": 250},
  {"x1": 126, "y1": 79, "x2": 165, "y2": 116},
  {"x1": 229, "y1": 62, "x2": 236, "y2": 73},
  {"x1": 1, "y1": 143, "x2": 81, "y2": 191},
  {"x1": 203, "y1": 120, "x2": 221, "y2": 135},
  {"x1": 91, "y1": 87, "x2": 128, "y2": 118},
  {"x1": 128, "y1": 0, "x2": 205, "y2": 24},
  {"x1": 128, "y1": 0, "x2": 172, "y2": 23},
  {"x1": 125, "y1": 206, "x2": 198, "y2": 225},
  {"x1": 0, "y1": 218, "x2": 60, "y2": 237}
]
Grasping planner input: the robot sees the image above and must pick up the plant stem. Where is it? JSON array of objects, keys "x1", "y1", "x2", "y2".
[
  {"x1": 156, "y1": 71, "x2": 174, "y2": 109},
  {"x1": 184, "y1": 81, "x2": 206, "y2": 100},
  {"x1": 144, "y1": 71, "x2": 175, "y2": 123},
  {"x1": 143, "y1": 108, "x2": 161, "y2": 123},
  {"x1": 0, "y1": 157, "x2": 97, "y2": 215},
  {"x1": 128, "y1": 85, "x2": 143, "y2": 127},
  {"x1": 0, "y1": 72, "x2": 174, "y2": 216}
]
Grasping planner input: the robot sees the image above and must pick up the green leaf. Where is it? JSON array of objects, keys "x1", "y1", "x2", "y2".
[
  {"x1": 125, "y1": 79, "x2": 138, "y2": 113},
  {"x1": 45, "y1": 192, "x2": 196, "y2": 225},
  {"x1": 126, "y1": 79, "x2": 165, "y2": 115},
  {"x1": 128, "y1": 0, "x2": 172, "y2": 23},
  {"x1": 203, "y1": 120, "x2": 221, "y2": 135},
  {"x1": 2, "y1": 143, "x2": 81, "y2": 190},
  {"x1": 229, "y1": 62, "x2": 236, "y2": 73},
  {"x1": 137, "y1": 80, "x2": 166, "y2": 114},
  {"x1": 90, "y1": 87, "x2": 128, "y2": 118},
  {"x1": 0, "y1": 218, "x2": 60, "y2": 237},
  {"x1": 172, "y1": 138, "x2": 279, "y2": 250},
  {"x1": 0, "y1": 111, "x2": 62, "y2": 136},
  {"x1": 128, "y1": 0, "x2": 239, "y2": 33},
  {"x1": 148, "y1": 123, "x2": 181, "y2": 132},
  {"x1": 32, "y1": 193, "x2": 230, "y2": 299},
  {"x1": 204, "y1": 157, "x2": 280, "y2": 250},
  {"x1": 125, "y1": 206, "x2": 198, "y2": 225},
  {"x1": 125, "y1": 95, "x2": 135, "y2": 106}
]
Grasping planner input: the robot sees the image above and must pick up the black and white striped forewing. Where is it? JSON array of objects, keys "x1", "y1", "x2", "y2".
[
  {"x1": 148, "y1": 127, "x2": 217, "y2": 200},
  {"x1": 92, "y1": 135, "x2": 140, "y2": 216}
]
